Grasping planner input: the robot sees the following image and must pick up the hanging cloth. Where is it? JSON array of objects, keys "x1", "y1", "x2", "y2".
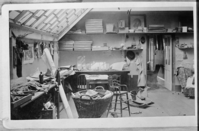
[
  {"x1": 135, "y1": 57, "x2": 146, "y2": 87},
  {"x1": 15, "y1": 39, "x2": 29, "y2": 77}
]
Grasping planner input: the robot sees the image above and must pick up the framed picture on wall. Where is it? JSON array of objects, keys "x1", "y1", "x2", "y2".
[
  {"x1": 23, "y1": 44, "x2": 34, "y2": 64},
  {"x1": 130, "y1": 14, "x2": 146, "y2": 30}
]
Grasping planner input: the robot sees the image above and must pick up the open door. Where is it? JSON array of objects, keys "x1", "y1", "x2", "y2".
[{"x1": 163, "y1": 35, "x2": 173, "y2": 91}]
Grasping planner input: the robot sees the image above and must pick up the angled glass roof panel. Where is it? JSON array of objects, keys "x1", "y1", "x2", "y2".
[
  {"x1": 54, "y1": 9, "x2": 61, "y2": 14},
  {"x1": 18, "y1": 12, "x2": 32, "y2": 24},
  {"x1": 17, "y1": 11, "x2": 30, "y2": 21},
  {"x1": 50, "y1": 21, "x2": 59, "y2": 30},
  {"x1": 9, "y1": 11, "x2": 20, "y2": 19},
  {"x1": 44, "y1": 14, "x2": 54, "y2": 23},
  {"x1": 32, "y1": 16, "x2": 46, "y2": 28},
  {"x1": 35, "y1": 10, "x2": 45, "y2": 17},
  {"x1": 51, "y1": 26, "x2": 59, "y2": 33},
  {"x1": 37, "y1": 23, "x2": 46, "y2": 30},
  {"x1": 29, "y1": 10, "x2": 37, "y2": 13},
  {"x1": 58, "y1": 13, "x2": 67, "y2": 21},
  {"x1": 42, "y1": 24, "x2": 51, "y2": 31},
  {"x1": 66, "y1": 9, "x2": 74, "y2": 14},
  {"x1": 67, "y1": 9, "x2": 75, "y2": 18},
  {"x1": 45, "y1": 9, "x2": 55, "y2": 16},
  {"x1": 57, "y1": 23, "x2": 68, "y2": 34},
  {"x1": 68, "y1": 15, "x2": 77, "y2": 25},
  {"x1": 57, "y1": 19, "x2": 67, "y2": 28},
  {"x1": 25, "y1": 17, "x2": 36, "y2": 26},
  {"x1": 75, "y1": 9, "x2": 83, "y2": 16},
  {"x1": 50, "y1": 18, "x2": 57, "y2": 24},
  {"x1": 57, "y1": 10, "x2": 66, "y2": 17}
]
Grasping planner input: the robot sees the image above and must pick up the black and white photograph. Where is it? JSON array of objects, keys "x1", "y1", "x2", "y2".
[{"x1": 0, "y1": 1, "x2": 198, "y2": 131}]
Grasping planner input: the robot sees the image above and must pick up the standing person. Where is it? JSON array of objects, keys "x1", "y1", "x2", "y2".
[{"x1": 125, "y1": 51, "x2": 149, "y2": 103}]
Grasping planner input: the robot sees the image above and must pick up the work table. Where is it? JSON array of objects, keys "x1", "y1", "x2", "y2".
[
  {"x1": 75, "y1": 70, "x2": 130, "y2": 75},
  {"x1": 11, "y1": 83, "x2": 59, "y2": 120},
  {"x1": 19, "y1": 83, "x2": 57, "y2": 108},
  {"x1": 64, "y1": 70, "x2": 130, "y2": 92}
]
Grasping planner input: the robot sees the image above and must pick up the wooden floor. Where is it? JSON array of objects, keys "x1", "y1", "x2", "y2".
[{"x1": 59, "y1": 86, "x2": 195, "y2": 118}]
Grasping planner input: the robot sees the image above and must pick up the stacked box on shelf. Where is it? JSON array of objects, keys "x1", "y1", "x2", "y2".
[
  {"x1": 92, "y1": 46, "x2": 109, "y2": 51},
  {"x1": 148, "y1": 25, "x2": 167, "y2": 32},
  {"x1": 74, "y1": 41, "x2": 92, "y2": 51},
  {"x1": 59, "y1": 41, "x2": 74, "y2": 51},
  {"x1": 85, "y1": 19, "x2": 104, "y2": 34}
]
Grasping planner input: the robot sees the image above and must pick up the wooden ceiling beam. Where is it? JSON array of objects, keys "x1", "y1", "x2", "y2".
[
  {"x1": 10, "y1": 22, "x2": 58, "y2": 39},
  {"x1": 58, "y1": 8, "x2": 92, "y2": 40}
]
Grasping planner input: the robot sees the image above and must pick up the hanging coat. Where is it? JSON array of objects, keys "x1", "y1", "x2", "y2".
[{"x1": 135, "y1": 57, "x2": 146, "y2": 87}]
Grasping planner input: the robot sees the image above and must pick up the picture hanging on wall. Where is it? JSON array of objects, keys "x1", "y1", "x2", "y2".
[
  {"x1": 23, "y1": 44, "x2": 34, "y2": 64},
  {"x1": 130, "y1": 14, "x2": 146, "y2": 30}
]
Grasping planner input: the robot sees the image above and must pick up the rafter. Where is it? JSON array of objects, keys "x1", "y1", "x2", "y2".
[{"x1": 10, "y1": 22, "x2": 58, "y2": 39}]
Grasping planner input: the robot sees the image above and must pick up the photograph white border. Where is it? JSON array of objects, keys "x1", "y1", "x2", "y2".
[{"x1": 1, "y1": 2, "x2": 197, "y2": 129}]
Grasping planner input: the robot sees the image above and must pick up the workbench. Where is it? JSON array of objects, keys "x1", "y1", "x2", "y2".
[{"x1": 11, "y1": 83, "x2": 60, "y2": 120}]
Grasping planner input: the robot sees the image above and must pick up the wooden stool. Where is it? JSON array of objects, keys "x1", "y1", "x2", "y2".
[{"x1": 107, "y1": 74, "x2": 131, "y2": 117}]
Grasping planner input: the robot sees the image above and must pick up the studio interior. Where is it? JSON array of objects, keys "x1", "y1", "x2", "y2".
[{"x1": 9, "y1": 5, "x2": 195, "y2": 119}]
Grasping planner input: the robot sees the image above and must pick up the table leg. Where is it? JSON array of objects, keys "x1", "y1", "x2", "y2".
[{"x1": 56, "y1": 86, "x2": 60, "y2": 119}]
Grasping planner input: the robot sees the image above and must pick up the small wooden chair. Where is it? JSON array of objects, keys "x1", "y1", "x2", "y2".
[{"x1": 107, "y1": 74, "x2": 131, "y2": 117}]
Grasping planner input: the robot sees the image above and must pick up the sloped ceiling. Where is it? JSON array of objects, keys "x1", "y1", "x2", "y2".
[{"x1": 9, "y1": 8, "x2": 91, "y2": 40}]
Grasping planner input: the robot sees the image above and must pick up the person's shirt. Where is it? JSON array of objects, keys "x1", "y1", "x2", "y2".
[{"x1": 186, "y1": 75, "x2": 195, "y2": 88}]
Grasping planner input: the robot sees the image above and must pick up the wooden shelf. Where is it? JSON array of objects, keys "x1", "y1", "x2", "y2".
[
  {"x1": 59, "y1": 49, "x2": 143, "y2": 51},
  {"x1": 66, "y1": 32, "x2": 194, "y2": 35},
  {"x1": 178, "y1": 47, "x2": 194, "y2": 49}
]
